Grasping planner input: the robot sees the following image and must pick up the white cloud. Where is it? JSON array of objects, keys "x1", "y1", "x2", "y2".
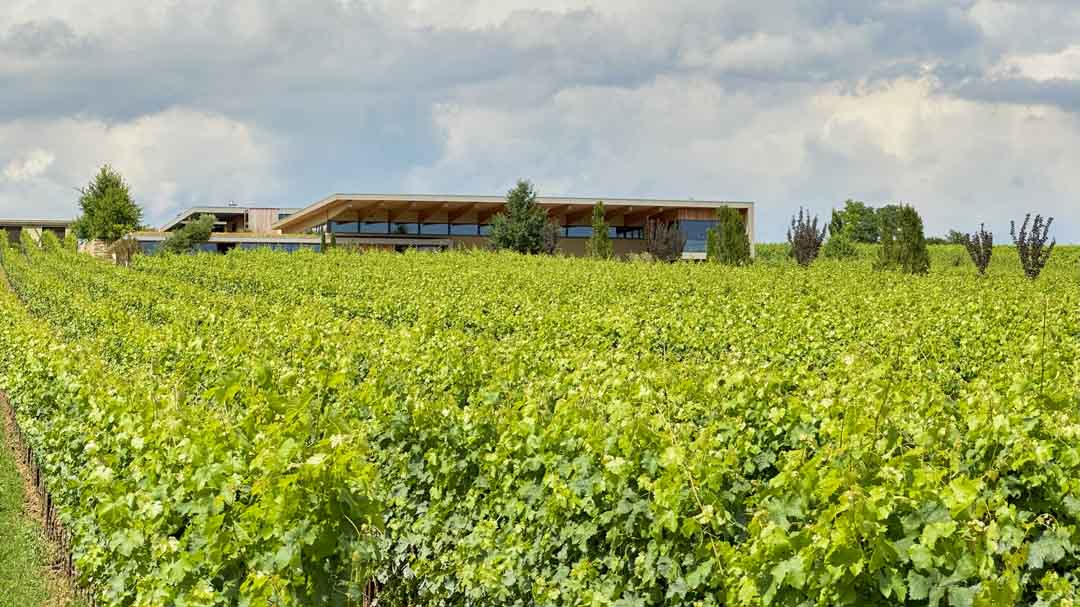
[
  {"x1": 409, "y1": 75, "x2": 1080, "y2": 241},
  {"x1": 2, "y1": 149, "x2": 54, "y2": 181},
  {"x1": 1, "y1": 0, "x2": 1079, "y2": 240},
  {"x1": 0, "y1": 108, "x2": 281, "y2": 222}
]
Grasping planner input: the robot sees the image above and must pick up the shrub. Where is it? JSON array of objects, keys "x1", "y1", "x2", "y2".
[
  {"x1": 38, "y1": 231, "x2": 63, "y2": 253},
  {"x1": 961, "y1": 224, "x2": 993, "y2": 276},
  {"x1": 645, "y1": 220, "x2": 686, "y2": 262},
  {"x1": 837, "y1": 199, "x2": 879, "y2": 243},
  {"x1": 19, "y1": 229, "x2": 40, "y2": 258},
  {"x1": 823, "y1": 232, "x2": 857, "y2": 259},
  {"x1": 586, "y1": 202, "x2": 613, "y2": 259},
  {"x1": 489, "y1": 180, "x2": 560, "y2": 255},
  {"x1": 1011, "y1": 214, "x2": 1055, "y2": 279},
  {"x1": 876, "y1": 204, "x2": 929, "y2": 274},
  {"x1": 72, "y1": 165, "x2": 143, "y2": 242},
  {"x1": 787, "y1": 208, "x2": 826, "y2": 267},
  {"x1": 161, "y1": 214, "x2": 215, "y2": 255},
  {"x1": 707, "y1": 207, "x2": 750, "y2": 265}
]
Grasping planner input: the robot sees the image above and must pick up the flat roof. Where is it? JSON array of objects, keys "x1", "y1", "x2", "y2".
[
  {"x1": 274, "y1": 193, "x2": 753, "y2": 232},
  {"x1": 0, "y1": 218, "x2": 73, "y2": 228},
  {"x1": 160, "y1": 206, "x2": 302, "y2": 231},
  {"x1": 132, "y1": 231, "x2": 451, "y2": 247}
]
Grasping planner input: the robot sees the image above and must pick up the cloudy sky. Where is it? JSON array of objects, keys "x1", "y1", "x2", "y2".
[{"x1": 1, "y1": 0, "x2": 1078, "y2": 242}]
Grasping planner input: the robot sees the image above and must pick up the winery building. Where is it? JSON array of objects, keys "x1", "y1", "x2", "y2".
[{"x1": 271, "y1": 194, "x2": 755, "y2": 258}]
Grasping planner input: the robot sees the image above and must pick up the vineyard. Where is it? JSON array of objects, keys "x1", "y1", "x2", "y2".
[{"x1": 0, "y1": 235, "x2": 1078, "y2": 606}]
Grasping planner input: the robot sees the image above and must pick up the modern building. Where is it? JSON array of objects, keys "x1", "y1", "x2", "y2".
[
  {"x1": 272, "y1": 194, "x2": 755, "y2": 258},
  {"x1": 160, "y1": 205, "x2": 301, "y2": 233},
  {"x1": 0, "y1": 218, "x2": 72, "y2": 243}
]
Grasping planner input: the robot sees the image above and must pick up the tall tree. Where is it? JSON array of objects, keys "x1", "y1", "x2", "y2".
[
  {"x1": 72, "y1": 165, "x2": 142, "y2": 242},
  {"x1": 838, "y1": 200, "x2": 879, "y2": 243},
  {"x1": 707, "y1": 207, "x2": 751, "y2": 265},
  {"x1": 876, "y1": 204, "x2": 929, "y2": 274},
  {"x1": 489, "y1": 180, "x2": 559, "y2": 254},
  {"x1": 586, "y1": 201, "x2": 613, "y2": 259}
]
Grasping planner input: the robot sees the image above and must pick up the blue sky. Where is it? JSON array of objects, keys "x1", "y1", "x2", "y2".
[{"x1": 1, "y1": 0, "x2": 1077, "y2": 242}]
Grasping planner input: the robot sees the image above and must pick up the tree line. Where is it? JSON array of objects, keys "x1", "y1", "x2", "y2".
[{"x1": 63, "y1": 166, "x2": 1060, "y2": 277}]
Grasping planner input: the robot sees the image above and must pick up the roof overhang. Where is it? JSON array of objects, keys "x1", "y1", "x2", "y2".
[
  {"x1": 159, "y1": 207, "x2": 249, "y2": 232},
  {"x1": 273, "y1": 194, "x2": 754, "y2": 233},
  {"x1": 0, "y1": 218, "x2": 73, "y2": 228}
]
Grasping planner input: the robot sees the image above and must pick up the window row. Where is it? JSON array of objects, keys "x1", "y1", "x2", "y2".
[{"x1": 316, "y1": 221, "x2": 647, "y2": 239}]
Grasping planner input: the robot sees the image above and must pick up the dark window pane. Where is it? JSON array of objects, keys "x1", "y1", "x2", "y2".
[
  {"x1": 421, "y1": 223, "x2": 449, "y2": 235},
  {"x1": 360, "y1": 221, "x2": 389, "y2": 234},
  {"x1": 478, "y1": 224, "x2": 492, "y2": 236},
  {"x1": 680, "y1": 219, "x2": 716, "y2": 253},
  {"x1": 566, "y1": 226, "x2": 592, "y2": 238},
  {"x1": 614, "y1": 226, "x2": 644, "y2": 240},
  {"x1": 390, "y1": 222, "x2": 419, "y2": 235},
  {"x1": 331, "y1": 221, "x2": 359, "y2": 233},
  {"x1": 450, "y1": 223, "x2": 479, "y2": 235}
]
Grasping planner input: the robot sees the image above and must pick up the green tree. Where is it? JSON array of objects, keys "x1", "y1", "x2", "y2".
[
  {"x1": 876, "y1": 204, "x2": 929, "y2": 274},
  {"x1": 161, "y1": 214, "x2": 215, "y2": 254},
  {"x1": 72, "y1": 165, "x2": 142, "y2": 242},
  {"x1": 828, "y1": 209, "x2": 844, "y2": 236},
  {"x1": 489, "y1": 180, "x2": 559, "y2": 254},
  {"x1": 586, "y1": 202, "x2": 613, "y2": 259},
  {"x1": 706, "y1": 207, "x2": 750, "y2": 265},
  {"x1": 837, "y1": 199, "x2": 879, "y2": 243}
]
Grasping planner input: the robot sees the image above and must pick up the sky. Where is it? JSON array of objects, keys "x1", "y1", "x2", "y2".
[{"x1": 1, "y1": 0, "x2": 1077, "y2": 242}]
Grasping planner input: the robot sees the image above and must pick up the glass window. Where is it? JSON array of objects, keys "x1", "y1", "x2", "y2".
[
  {"x1": 331, "y1": 221, "x2": 360, "y2": 233},
  {"x1": 277, "y1": 212, "x2": 293, "y2": 221},
  {"x1": 614, "y1": 226, "x2": 644, "y2": 240},
  {"x1": 390, "y1": 222, "x2": 419, "y2": 235},
  {"x1": 450, "y1": 224, "x2": 479, "y2": 236},
  {"x1": 359, "y1": 221, "x2": 389, "y2": 234},
  {"x1": 680, "y1": 220, "x2": 717, "y2": 253},
  {"x1": 421, "y1": 223, "x2": 449, "y2": 235},
  {"x1": 478, "y1": 224, "x2": 492, "y2": 236},
  {"x1": 566, "y1": 226, "x2": 592, "y2": 238}
]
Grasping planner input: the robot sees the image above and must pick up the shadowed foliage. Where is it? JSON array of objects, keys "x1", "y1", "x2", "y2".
[
  {"x1": 961, "y1": 224, "x2": 993, "y2": 275},
  {"x1": 1011, "y1": 214, "x2": 1055, "y2": 280},
  {"x1": 787, "y1": 208, "x2": 826, "y2": 267}
]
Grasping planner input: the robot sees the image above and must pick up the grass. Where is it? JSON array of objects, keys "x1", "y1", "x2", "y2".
[{"x1": 0, "y1": 417, "x2": 48, "y2": 606}]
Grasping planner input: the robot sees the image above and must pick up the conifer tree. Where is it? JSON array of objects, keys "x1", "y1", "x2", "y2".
[
  {"x1": 72, "y1": 165, "x2": 142, "y2": 242},
  {"x1": 707, "y1": 207, "x2": 750, "y2": 265},
  {"x1": 587, "y1": 201, "x2": 613, "y2": 259},
  {"x1": 876, "y1": 204, "x2": 929, "y2": 274},
  {"x1": 489, "y1": 180, "x2": 559, "y2": 254}
]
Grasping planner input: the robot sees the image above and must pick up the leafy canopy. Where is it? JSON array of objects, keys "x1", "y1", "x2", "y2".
[
  {"x1": 489, "y1": 180, "x2": 559, "y2": 254},
  {"x1": 161, "y1": 214, "x2": 216, "y2": 254},
  {"x1": 72, "y1": 165, "x2": 142, "y2": 242}
]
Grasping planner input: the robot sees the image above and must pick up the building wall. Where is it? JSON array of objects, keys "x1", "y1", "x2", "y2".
[{"x1": 247, "y1": 209, "x2": 281, "y2": 233}]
